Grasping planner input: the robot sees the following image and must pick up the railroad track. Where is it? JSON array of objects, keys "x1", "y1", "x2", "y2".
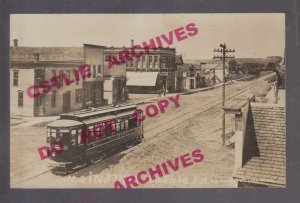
[
  {"x1": 143, "y1": 73, "x2": 275, "y2": 140},
  {"x1": 11, "y1": 73, "x2": 274, "y2": 187}
]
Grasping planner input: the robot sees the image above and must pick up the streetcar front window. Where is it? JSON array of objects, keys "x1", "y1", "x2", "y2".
[
  {"x1": 71, "y1": 129, "x2": 77, "y2": 145},
  {"x1": 47, "y1": 128, "x2": 59, "y2": 144},
  {"x1": 59, "y1": 129, "x2": 70, "y2": 145}
]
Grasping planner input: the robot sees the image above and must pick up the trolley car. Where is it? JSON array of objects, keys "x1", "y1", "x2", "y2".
[{"x1": 46, "y1": 104, "x2": 144, "y2": 174}]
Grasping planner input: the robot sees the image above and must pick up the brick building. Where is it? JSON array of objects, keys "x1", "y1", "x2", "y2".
[
  {"x1": 10, "y1": 41, "x2": 106, "y2": 116},
  {"x1": 105, "y1": 41, "x2": 177, "y2": 94}
]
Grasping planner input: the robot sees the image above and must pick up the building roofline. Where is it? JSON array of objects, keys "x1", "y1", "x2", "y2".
[
  {"x1": 83, "y1": 44, "x2": 107, "y2": 48},
  {"x1": 233, "y1": 176, "x2": 285, "y2": 187}
]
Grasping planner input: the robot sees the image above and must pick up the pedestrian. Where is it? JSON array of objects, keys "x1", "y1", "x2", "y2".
[
  {"x1": 158, "y1": 89, "x2": 161, "y2": 98},
  {"x1": 163, "y1": 88, "x2": 166, "y2": 96}
]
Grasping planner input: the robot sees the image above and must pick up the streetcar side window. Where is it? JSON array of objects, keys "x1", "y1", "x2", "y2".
[
  {"x1": 94, "y1": 124, "x2": 100, "y2": 139},
  {"x1": 115, "y1": 119, "x2": 120, "y2": 132},
  {"x1": 94, "y1": 123, "x2": 105, "y2": 140},
  {"x1": 128, "y1": 118, "x2": 137, "y2": 129},
  {"x1": 125, "y1": 117, "x2": 129, "y2": 130},
  {"x1": 78, "y1": 129, "x2": 83, "y2": 144},
  {"x1": 105, "y1": 121, "x2": 112, "y2": 137},
  {"x1": 136, "y1": 112, "x2": 142, "y2": 127},
  {"x1": 111, "y1": 120, "x2": 116, "y2": 133},
  {"x1": 120, "y1": 117, "x2": 125, "y2": 131},
  {"x1": 71, "y1": 129, "x2": 76, "y2": 145},
  {"x1": 87, "y1": 126, "x2": 95, "y2": 143}
]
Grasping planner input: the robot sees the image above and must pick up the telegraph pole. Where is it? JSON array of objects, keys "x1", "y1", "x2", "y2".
[{"x1": 213, "y1": 43, "x2": 235, "y2": 146}]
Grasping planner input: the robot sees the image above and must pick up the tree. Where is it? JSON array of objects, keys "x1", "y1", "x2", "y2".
[
  {"x1": 228, "y1": 59, "x2": 238, "y2": 73},
  {"x1": 266, "y1": 62, "x2": 277, "y2": 71}
]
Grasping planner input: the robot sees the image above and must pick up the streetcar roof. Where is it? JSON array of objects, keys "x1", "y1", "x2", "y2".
[
  {"x1": 60, "y1": 104, "x2": 137, "y2": 120},
  {"x1": 82, "y1": 111, "x2": 132, "y2": 125},
  {"x1": 47, "y1": 119, "x2": 84, "y2": 128}
]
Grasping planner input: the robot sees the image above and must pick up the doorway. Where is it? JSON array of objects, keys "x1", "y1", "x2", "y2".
[{"x1": 63, "y1": 92, "x2": 71, "y2": 113}]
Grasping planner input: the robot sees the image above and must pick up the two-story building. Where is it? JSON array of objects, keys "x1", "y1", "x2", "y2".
[
  {"x1": 10, "y1": 40, "x2": 106, "y2": 116},
  {"x1": 104, "y1": 41, "x2": 177, "y2": 94},
  {"x1": 103, "y1": 48, "x2": 127, "y2": 105},
  {"x1": 176, "y1": 63, "x2": 205, "y2": 91}
]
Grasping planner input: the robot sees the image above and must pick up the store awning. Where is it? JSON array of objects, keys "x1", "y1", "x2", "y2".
[{"x1": 127, "y1": 72, "x2": 158, "y2": 87}]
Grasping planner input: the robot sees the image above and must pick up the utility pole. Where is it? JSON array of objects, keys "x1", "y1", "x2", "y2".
[{"x1": 213, "y1": 43, "x2": 235, "y2": 146}]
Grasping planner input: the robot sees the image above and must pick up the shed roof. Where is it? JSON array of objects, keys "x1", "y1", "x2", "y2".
[
  {"x1": 48, "y1": 119, "x2": 84, "y2": 128},
  {"x1": 10, "y1": 47, "x2": 84, "y2": 62},
  {"x1": 233, "y1": 103, "x2": 286, "y2": 187},
  {"x1": 127, "y1": 72, "x2": 158, "y2": 87}
]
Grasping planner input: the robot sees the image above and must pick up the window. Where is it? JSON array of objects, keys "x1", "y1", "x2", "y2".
[
  {"x1": 149, "y1": 55, "x2": 153, "y2": 68},
  {"x1": 126, "y1": 60, "x2": 130, "y2": 67},
  {"x1": 154, "y1": 56, "x2": 158, "y2": 68},
  {"x1": 18, "y1": 91, "x2": 23, "y2": 107},
  {"x1": 60, "y1": 131, "x2": 70, "y2": 145},
  {"x1": 110, "y1": 120, "x2": 116, "y2": 134},
  {"x1": 142, "y1": 55, "x2": 146, "y2": 68},
  {"x1": 51, "y1": 70, "x2": 57, "y2": 88},
  {"x1": 93, "y1": 65, "x2": 96, "y2": 78},
  {"x1": 75, "y1": 89, "x2": 83, "y2": 103},
  {"x1": 35, "y1": 69, "x2": 44, "y2": 84},
  {"x1": 128, "y1": 118, "x2": 137, "y2": 129},
  {"x1": 105, "y1": 54, "x2": 110, "y2": 62},
  {"x1": 77, "y1": 129, "x2": 83, "y2": 144},
  {"x1": 66, "y1": 70, "x2": 71, "y2": 80},
  {"x1": 94, "y1": 123, "x2": 105, "y2": 140},
  {"x1": 88, "y1": 65, "x2": 92, "y2": 76},
  {"x1": 71, "y1": 129, "x2": 77, "y2": 145},
  {"x1": 125, "y1": 117, "x2": 129, "y2": 130},
  {"x1": 136, "y1": 112, "x2": 143, "y2": 126},
  {"x1": 51, "y1": 90, "x2": 56, "y2": 107},
  {"x1": 97, "y1": 65, "x2": 101, "y2": 74},
  {"x1": 75, "y1": 68, "x2": 79, "y2": 85},
  {"x1": 49, "y1": 129, "x2": 59, "y2": 143},
  {"x1": 105, "y1": 120, "x2": 116, "y2": 136},
  {"x1": 87, "y1": 126, "x2": 94, "y2": 143},
  {"x1": 13, "y1": 70, "x2": 19, "y2": 86},
  {"x1": 59, "y1": 70, "x2": 64, "y2": 86},
  {"x1": 116, "y1": 120, "x2": 120, "y2": 132},
  {"x1": 137, "y1": 57, "x2": 141, "y2": 68},
  {"x1": 161, "y1": 56, "x2": 166, "y2": 68},
  {"x1": 120, "y1": 117, "x2": 125, "y2": 131},
  {"x1": 52, "y1": 70, "x2": 56, "y2": 77},
  {"x1": 36, "y1": 95, "x2": 44, "y2": 106}
]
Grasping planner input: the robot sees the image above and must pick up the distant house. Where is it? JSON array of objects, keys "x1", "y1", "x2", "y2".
[
  {"x1": 10, "y1": 40, "x2": 106, "y2": 116},
  {"x1": 227, "y1": 101, "x2": 286, "y2": 187},
  {"x1": 176, "y1": 63, "x2": 205, "y2": 91},
  {"x1": 201, "y1": 60, "x2": 229, "y2": 83}
]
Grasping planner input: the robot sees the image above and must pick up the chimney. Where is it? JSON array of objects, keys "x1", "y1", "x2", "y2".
[
  {"x1": 131, "y1": 39, "x2": 134, "y2": 48},
  {"x1": 13, "y1": 39, "x2": 18, "y2": 47},
  {"x1": 34, "y1": 53, "x2": 39, "y2": 62}
]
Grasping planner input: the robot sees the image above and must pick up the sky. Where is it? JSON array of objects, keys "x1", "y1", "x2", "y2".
[{"x1": 10, "y1": 14, "x2": 285, "y2": 60}]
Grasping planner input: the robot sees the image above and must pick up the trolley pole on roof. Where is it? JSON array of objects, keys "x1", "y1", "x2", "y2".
[{"x1": 213, "y1": 43, "x2": 235, "y2": 146}]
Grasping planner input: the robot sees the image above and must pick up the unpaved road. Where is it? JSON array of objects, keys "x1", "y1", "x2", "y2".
[{"x1": 11, "y1": 73, "x2": 274, "y2": 188}]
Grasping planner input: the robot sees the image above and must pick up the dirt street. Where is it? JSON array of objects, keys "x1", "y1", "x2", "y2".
[{"x1": 10, "y1": 74, "x2": 274, "y2": 188}]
